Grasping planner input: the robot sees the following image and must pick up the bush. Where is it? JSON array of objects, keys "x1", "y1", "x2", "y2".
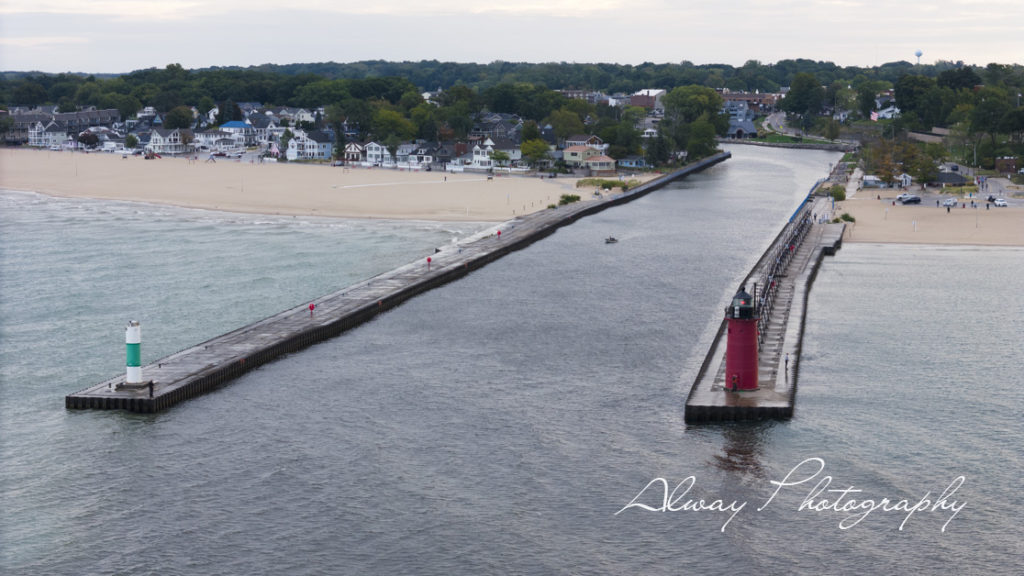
[
  {"x1": 840, "y1": 213, "x2": 855, "y2": 222},
  {"x1": 558, "y1": 194, "x2": 581, "y2": 205},
  {"x1": 829, "y1": 184, "x2": 846, "y2": 201},
  {"x1": 547, "y1": 204, "x2": 558, "y2": 210},
  {"x1": 576, "y1": 178, "x2": 634, "y2": 191}
]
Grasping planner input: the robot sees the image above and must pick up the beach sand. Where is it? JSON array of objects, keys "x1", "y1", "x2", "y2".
[
  {"x1": 0, "y1": 148, "x2": 648, "y2": 222},
  {"x1": 835, "y1": 192, "x2": 1024, "y2": 246}
]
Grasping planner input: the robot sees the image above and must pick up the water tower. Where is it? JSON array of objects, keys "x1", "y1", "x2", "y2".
[{"x1": 915, "y1": 50, "x2": 923, "y2": 65}]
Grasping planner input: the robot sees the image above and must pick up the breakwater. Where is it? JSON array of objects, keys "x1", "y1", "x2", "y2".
[
  {"x1": 684, "y1": 185, "x2": 845, "y2": 423},
  {"x1": 718, "y1": 138, "x2": 857, "y2": 152},
  {"x1": 66, "y1": 152, "x2": 731, "y2": 412}
]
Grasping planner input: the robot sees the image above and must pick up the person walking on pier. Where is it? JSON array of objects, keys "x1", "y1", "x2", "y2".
[{"x1": 785, "y1": 353, "x2": 790, "y2": 372}]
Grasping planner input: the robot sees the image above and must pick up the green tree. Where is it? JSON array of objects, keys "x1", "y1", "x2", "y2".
[
  {"x1": 645, "y1": 132, "x2": 672, "y2": 165},
  {"x1": 125, "y1": 134, "x2": 138, "y2": 150},
  {"x1": 662, "y1": 85, "x2": 725, "y2": 124},
  {"x1": 780, "y1": 73, "x2": 824, "y2": 116},
  {"x1": 970, "y1": 87, "x2": 1012, "y2": 148},
  {"x1": 937, "y1": 67, "x2": 982, "y2": 91},
  {"x1": 520, "y1": 138, "x2": 550, "y2": 167},
  {"x1": 384, "y1": 135, "x2": 401, "y2": 163},
  {"x1": 490, "y1": 149, "x2": 510, "y2": 167},
  {"x1": 0, "y1": 115, "x2": 15, "y2": 141},
  {"x1": 280, "y1": 129, "x2": 294, "y2": 160},
  {"x1": 521, "y1": 120, "x2": 541, "y2": 141},
  {"x1": 547, "y1": 108, "x2": 585, "y2": 141},
  {"x1": 824, "y1": 119, "x2": 841, "y2": 141},
  {"x1": 372, "y1": 108, "x2": 416, "y2": 141},
  {"x1": 164, "y1": 105, "x2": 194, "y2": 129},
  {"x1": 14, "y1": 82, "x2": 48, "y2": 107},
  {"x1": 197, "y1": 96, "x2": 216, "y2": 116},
  {"x1": 686, "y1": 117, "x2": 718, "y2": 159},
  {"x1": 895, "y1": 74, "x2": 936, "y2": 128}
]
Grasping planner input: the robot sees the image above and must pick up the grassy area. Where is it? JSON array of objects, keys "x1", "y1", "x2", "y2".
[
  {"x1": 575, "y1": 178, "x2": 642, "y2": 191},
  {"x1": 941, "y1": 185, "x2": 980, "y2": 196}
]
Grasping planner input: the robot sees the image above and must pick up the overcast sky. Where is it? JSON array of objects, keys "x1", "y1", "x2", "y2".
[{"x1": 1, "y1": 0, "x2": 1021, "y2": 74}]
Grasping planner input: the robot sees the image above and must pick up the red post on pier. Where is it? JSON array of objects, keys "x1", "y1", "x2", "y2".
[
  {"x1": 427, "y1": 256, "x2": 432, "y2": 270},
  {"x1": 725, "y1": 286, "x2": 759, "y2": 391},
  {"x1": 309, "y1": 303, "x2": 315, "y2": 318}
]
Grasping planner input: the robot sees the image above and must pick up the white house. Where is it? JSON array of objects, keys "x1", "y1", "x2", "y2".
[
  {"x1": 147, "y1": 128, "x2": 192, "y2": 155},
  {"x1": 219, "y1": 121, "x2": 255, "y2": 146},
  {"x1": 564, "y1": 134, "x2": 607, "y2": 152},
  {"x1": 27, "y1": 121, "x2": 61, "y2": 147},
  {"x1": 876, "y1": 106, "x2": 901, "y2": 120},
  {"x1": 364, "y1": 141, "x2": 393, "y2": 166},
  {"x1": 286, "y1": 129, "x2": 333, "y2": 161},
  {"x1": 344, "y1": 141, "x2": 364, "y2": 164},
  {"x1": 470, "y1": 140, "x2": 494, "y2": 169}
]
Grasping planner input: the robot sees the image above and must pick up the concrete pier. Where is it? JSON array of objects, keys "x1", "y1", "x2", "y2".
[
  {"x1": 684, "y1": 192, "x2": 845, "y2": 423},
  {"x1": 67, "y1": 152, "x2": 730, "y2": 413}
]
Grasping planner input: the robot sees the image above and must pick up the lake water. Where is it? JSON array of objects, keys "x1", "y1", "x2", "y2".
[{"x1": 1, "y1": 145, "x2": 1020, "y2": 575}]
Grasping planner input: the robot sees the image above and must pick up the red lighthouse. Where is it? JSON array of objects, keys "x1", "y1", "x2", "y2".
[{"x1": 725, "y1": 286, "x2": 759, "y2": 391}]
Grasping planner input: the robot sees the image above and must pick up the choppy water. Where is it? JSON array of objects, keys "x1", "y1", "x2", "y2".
[{"x1": 2, "y1": 145, "x2": 1020, "y2": 575}]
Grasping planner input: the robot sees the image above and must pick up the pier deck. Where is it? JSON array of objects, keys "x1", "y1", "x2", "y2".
[
  {"x1": 685, "y1": 196, "x2": 844, "y2": 423},
  {"x1": 67, "y1": 153, "x2": 730, "y2": 413}
]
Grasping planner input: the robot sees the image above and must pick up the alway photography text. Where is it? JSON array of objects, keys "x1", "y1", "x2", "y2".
[{"x1": 616, "y1": 457, "x2": 966, "y2": 533}]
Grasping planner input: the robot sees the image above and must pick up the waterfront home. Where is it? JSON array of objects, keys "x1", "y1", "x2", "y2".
[
  {"x1": 563, "y1": 145, "x2": 603, "y2": 168},
  {"x1": 585, "y1": 154, "x2": 617, "y2": 176},
  {"x1": 248, "y1": 115, "x2": 279, "y2": 145},
  {"x1": 618, "y1": 155, "x2": 647, "y2": 169},
  {"x1": 364, "y1": 141, "x2": 393, "y2": 166},
  {"x1": 286, "y1": 130, "x2": 333, "y2": 161},
  {"x1": 220, "y1": 121, "x2": 256, "y2": 146},
  {"x1": 344, "y1": 141, "x2": 364, "y2": 164},
  {"x1": 147, "y1": 128, "x2": 193, "y2": 155},
  {"x1": 469, "y1": 141, "x2": 494, "y2": 170},
  {"x1": 193, "y1": 129, "x2": 236, "y2": 152},
  {"x1": 564, "y1": 134, "x2": 606, "y2": 151}
]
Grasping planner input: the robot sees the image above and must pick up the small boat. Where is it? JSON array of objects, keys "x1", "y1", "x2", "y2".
[{"x1": 605, "y1": 236, "x2": 618, "y2": 244}]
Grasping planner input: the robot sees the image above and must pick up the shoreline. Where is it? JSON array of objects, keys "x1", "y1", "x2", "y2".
[
  {"x1": 835, "y1": 193, "x2": 1024, "y2": 247},
  {"x1": 0, "y1": 148, "x2": 656, "y2": 222}
]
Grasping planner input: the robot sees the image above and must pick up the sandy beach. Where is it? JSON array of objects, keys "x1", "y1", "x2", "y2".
[
  {"x1": 835, "y1": 189, "x2": 1024, "y2": 246},
  {"x1": 0, "y1": 148, "x2": 646, "y2": 222}
]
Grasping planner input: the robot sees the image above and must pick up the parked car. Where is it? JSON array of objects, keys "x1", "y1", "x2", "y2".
[
  {"x1": 993, "y1": 198, "x2": 1008, "y2": 207},
  {"x1": 900, "y1": 195, "x2": 922, "y2": 204},
  {"x1": 942, "y1": 197, "x2": 959, "y2": 207},
  {"x1": 896, "y1": 192, "x2": 914, "y2": 202}
]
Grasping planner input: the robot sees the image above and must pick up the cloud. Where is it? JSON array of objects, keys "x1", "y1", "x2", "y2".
[
  {"x1": 0, "y1": 0, "x2": 634, "y2": 19},
  {"x1": 0, "y1": 35, "x2": 89, "y2": 48},
  {"x1": 0, "y1": 0, "x2": 203, "y2": 21}
]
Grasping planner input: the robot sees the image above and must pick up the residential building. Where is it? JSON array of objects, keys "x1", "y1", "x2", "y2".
[
  {"x1": 220, "y1": 120, "x2": 255, "y2": 146},
  {"x1": 630, "y1": 89, "x2": 666, "y2": 112},
  {"x1": 344, "y1": 142, "x2": 364, "y2": 164},
  {"x1": 618, "y1": 156, "x2": 647, "y2": 169},
  {"x1": 585, "y1": 155, "x2": 616, "y2": 176},
  {"x1": 563, "y1": 145, "x2": 603, "y2": 168},
  {"x1": 147, "y1": 128, "x2": 192, "y2": 155},
  {"x1": 564, "y1": 134, "x2": 606, "y2": 151},
  {"x1": 364, "y1": 141, "x2": 392, "y2": 166},
  {"x1": 286, "y1": 129, "x2": 333, "y2": 161}
]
